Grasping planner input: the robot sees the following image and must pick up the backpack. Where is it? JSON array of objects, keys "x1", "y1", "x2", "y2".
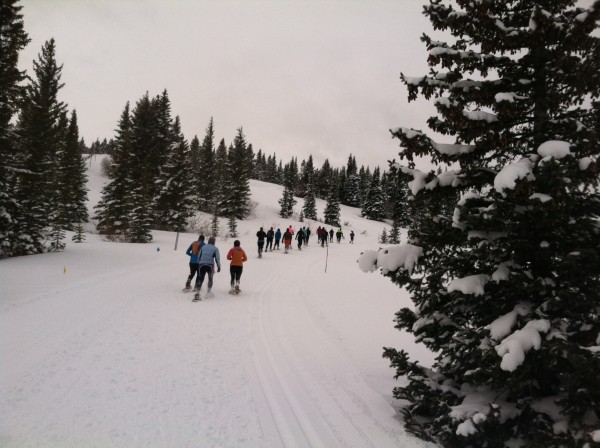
[{"x1": 192, "y1": 241, "x2": 202, "y2": 255}]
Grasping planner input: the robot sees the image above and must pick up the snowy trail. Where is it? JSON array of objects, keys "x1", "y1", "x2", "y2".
[
  {"x1": 1, "y1": 162, "x2": 435, "y2": 447},
  {"x1": 1, "y1": 235, "x2": 432, "y2": 447}
]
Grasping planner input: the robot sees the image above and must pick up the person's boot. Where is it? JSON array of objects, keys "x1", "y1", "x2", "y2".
[{"x1": 185, "y1": 280, "x2": 191, "y2": 290}]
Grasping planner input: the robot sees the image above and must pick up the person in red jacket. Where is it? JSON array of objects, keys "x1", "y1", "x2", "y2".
[{"x1": 227, "y1": 240, "x2": 248, "y2": 294}]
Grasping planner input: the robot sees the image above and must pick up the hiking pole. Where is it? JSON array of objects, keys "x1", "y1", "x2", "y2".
[{"x1": 325, "y1": 241, "x2": 329, "y2": 273}]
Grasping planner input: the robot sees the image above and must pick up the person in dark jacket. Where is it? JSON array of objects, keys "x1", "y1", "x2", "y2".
[
  {"x1": 266, "y1": 227, "x2": 275, "y2": 251},
  {"x1": 329, "y1": 228, "x2": 334, "y2": 243},
  {"x1": 296, "y1": 227, "x2": 305, "y2": 250},
  {"x1": 336, "y1": 228, "x2": 343, "y2": 243},
  {"x1": 304, "y1": 227, "x2": 311, "y2": 246},
  {"x1": 350, "y1": 230, "x2": 355, "y2": 244},
  {"x1": 184, "y1": 235, "x2": 205, "y2": 290},
  {"x1": 274, "y1": 228, "x2": 282, "y2": 250},
  {"x1": 256, "y1": 227, "x2": 267, "y2": 258}
]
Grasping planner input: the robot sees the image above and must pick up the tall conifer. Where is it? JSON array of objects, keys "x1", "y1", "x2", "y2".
[{"x1": 362, "y1": 1, "x2": 600, "y2": 445}]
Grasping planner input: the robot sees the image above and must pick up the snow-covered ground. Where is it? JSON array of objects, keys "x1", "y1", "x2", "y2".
[{"x1": 0, "y1": 155, "x2": 436, "y2": 448}]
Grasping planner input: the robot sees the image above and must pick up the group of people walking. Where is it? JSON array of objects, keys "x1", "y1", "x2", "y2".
[{"x1": 184, "y1": 225, "x2": 356, "y2": 296}]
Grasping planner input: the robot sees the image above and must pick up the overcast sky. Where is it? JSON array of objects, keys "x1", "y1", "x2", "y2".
[{"x1": 19, "y1": 0, "x2": 441, "y2": 170}]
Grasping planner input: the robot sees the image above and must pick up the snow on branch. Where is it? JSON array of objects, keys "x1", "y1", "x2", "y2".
[
  {"x1": 496, "y1": 319, "x2": 551, "y2": 372},
  {"x1": 493, "y1": 156, "x2": 536, "y2": 192},
  {"x1": 357, "y1": 244, "x2": 423, "y2": 275},
  {"x1": 447, "y1": 274, "x2": 490, "y2": 296},
  {"x1": 488, "y1": 303, "x2": 531, "y2": 341},
  {"x1": 537, "y1": 140, "x2": 571, "y2": 159},
  {"x1": 391, "y1": 127, "x2": 476, "y2": 158}
]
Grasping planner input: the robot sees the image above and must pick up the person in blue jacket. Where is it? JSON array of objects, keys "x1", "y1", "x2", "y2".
[
  {"x1": 274, "y1": 228, "x2": 282, "y2": 250},
  {"x1": 195, "y1": 236, "x2": 221, "y2": 295},
  {"x1": 185, "y1": 235, "x2": 205, "y2": 290}
]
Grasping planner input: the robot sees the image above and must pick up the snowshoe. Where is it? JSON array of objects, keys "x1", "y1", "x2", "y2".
[{"x1": 192, "y1": 292, "x2": 201, "y2": 302}]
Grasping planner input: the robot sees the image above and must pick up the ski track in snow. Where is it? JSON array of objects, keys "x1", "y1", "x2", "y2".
[{"x1": 1, "y1": 159, "x2": 435, "y2": 447}]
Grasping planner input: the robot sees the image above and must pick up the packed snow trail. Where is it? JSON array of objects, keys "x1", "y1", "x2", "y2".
[
  {"x1": 0, "y1": 231, "x2": 434, "y2": 447},
  {"x1": 1, "y1": 161, "x2": 435, "y2": 447}
]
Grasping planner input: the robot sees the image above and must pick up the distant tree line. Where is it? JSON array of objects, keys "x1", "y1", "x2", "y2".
[{"x1": 1, "y1": 0, "x2": 419, "y2": 254}]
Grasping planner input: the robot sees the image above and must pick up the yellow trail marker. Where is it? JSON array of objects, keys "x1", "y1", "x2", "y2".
[{"x1": 64, "y1": 266, "x2": 67, "y2": 274}]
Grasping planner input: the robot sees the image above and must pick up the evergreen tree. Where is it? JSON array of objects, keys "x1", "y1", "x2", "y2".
[
  {"x1": 302, "y1": 174, "x2": 318, "y2": 221},
  {"x1": 361, "y1": 167, "x2": 386, "y2": 221},
  {"x1": 95, "y1": 103, "x2": 135, "y2": 239},
  {"x1": 316, "y1": 158, "x2": 332, "y2": 198},
  {"x1": 379, "y1": 227, "x2": 388, "y2": 244},
  {"x1": 344, "y1": 174, "x2": 361, "y2": 207},
  {"x1": 60, "y1": 110, "x2": 88, "y2": 230},
  {"x1": 323, "y1": 182, "x2": 341, "y2": 227},
  {"x1": 389, "y1": 220, "x2": 400, "y2": 244},
  {"x1": 197, "y1": 117, "x2": 216, "y2": 211},
  {"x1": 228, "y1": 214, "x2": 237, "y2": 238},
  {"x1": 213, "y1": 138, "x2": 228, "y2": 216},
  {"x1": 226, "y1": 128, "x2": 252, "y2": 219},
  {"x1": 0, "y1": 0, "x2": 30, "y2": 257},
  {"x1": 367, "y1": 1, "x2": 600, "y2": 446},
  {"x1": 15, "y1": 38, "x2": 67, "y2": 254},
  {"x1": 129, "y1": 185, "x2": 153, "y2": 243},
  {"x1": 211, "y1": 210, "x2": 219, "y2": 237},
  {"x1": 279, "y1": 162, "x2": 297, "y2": 218},
  {"x1": 153, "y1": 116, "x2": 195, "y2": 231},
  {"x1": 71, "y1": 221, "x2": 86, "y2": 243},
  {"x1": 189, "y1": 135, "x2": 201, "y2": 175},
  {"x1": 358, "y1": 166, "x2": 371, "y2": 206}
]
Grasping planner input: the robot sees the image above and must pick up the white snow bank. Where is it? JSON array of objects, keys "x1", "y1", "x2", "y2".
[
  {"x1": 358, "y1": 244, "x2": 423, "y2": 275},
  {"x1": 447, "y1": 274, "x2": 490, "y2": 296},
  {"x1": 496, "y1": 319, "x2": 551, "y2": 371},
  {"x1": 537, "y1": 140, "x2": 571, "y2": 159},
  {"x1": 494, "y1": 157, "x2": 534, "y2": 192}
]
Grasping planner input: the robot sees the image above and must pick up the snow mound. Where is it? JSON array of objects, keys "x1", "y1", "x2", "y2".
[{"x1": 537, "y1": 140, "x2": 571, "y2": 159}]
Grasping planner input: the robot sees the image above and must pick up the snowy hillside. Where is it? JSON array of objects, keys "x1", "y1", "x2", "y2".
[{"x1": 0, "y1": 155, "x2": 436, "y2": 448}]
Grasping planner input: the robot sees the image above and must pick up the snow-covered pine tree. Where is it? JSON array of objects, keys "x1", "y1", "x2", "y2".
[
  {"x1": 358, "y1": 166, "x2": 371, "y2": 206},
  {"x1": 129, "y1": 185, "x2": 153, "y2": 243},
  {"x1": 197, "y1": 117, "x2": 216, "y2": 212},
  {"x1": 279, "y1": 162, "x2": 297, "y2": 218},
  {"x1": 361, "y1": 167, "x2": 386, "y2": 221},
  {"x1": 317, "y1": 159, "x2": 332, "y2": 198},
  {"x1": 362, "y1": 1, "x2": 600, "y2": 446},
  {"x1": 95, "y1": 103, "x2": 135, "y2": 239},
  {"x1": 211, "y1": 209, "x2": 219, "y2": 237},
  {"x1": 302, "y1": 174, "x2": 318, "y2": 221},
  {"x1": 343, "y1": 174, "x2": 361, "y2": 208},
  {"x1": 60, "y1": 110, "x2": 88, "y2": 230},
  {"x1": 213, "y1": 138, "x2": 228, "y2": 216},
  {"x1": 379, "y1": 227, "x2": 388, "y2": 244},
  {"x1": 0, "y1": 0, "x2": 29, "y2": 258},
  {"x1": 48, "y1": 111, "x2": 69, "y2": 252},
  {"x1": 71, "y1": 221, "x2": 86, "y2": 243},
  {"x1": 323, "y1": 183, "x2": 341, "y2": 227},
  {"x1": 189, "y1": 135, "x2": 201, "y2": 179},
  {"x1": 226, "y1": 128, "x2": 252, "y2": 219},
  {"x1": 15, "y1": 38, "x2": 67, "y2": 254},
  {"x1": 153, "y1": 116, "x2": 194, "y2": 231},
  {"x1": 389, "y1": 220, "x2": 400, "y2": 244},
  {"x1": 228, "y1": 214, "x2": 237, "y2": 238}
]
